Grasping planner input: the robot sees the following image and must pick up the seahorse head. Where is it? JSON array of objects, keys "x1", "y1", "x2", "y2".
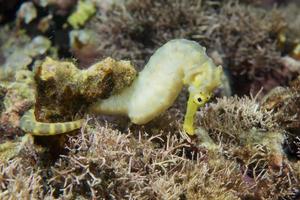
[
  {"x1": 191, "y1": 63, "x2": 223, "y2": 101},
  {"x1": 183, "y1": 58, "x2": 223, "y2": 135}
]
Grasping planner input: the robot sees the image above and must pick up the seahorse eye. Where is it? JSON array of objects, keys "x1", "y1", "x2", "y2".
[{"x1": 193, "y1": 94, "x2": 203, "y2": 105}]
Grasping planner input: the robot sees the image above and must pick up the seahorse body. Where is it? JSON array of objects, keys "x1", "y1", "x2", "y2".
[
  {"x1": 20, "y1": 39, "x2": 222, "y2": 136},
  {"x1": 89, "y1": 39, "x2": 223, "y2": 134}
]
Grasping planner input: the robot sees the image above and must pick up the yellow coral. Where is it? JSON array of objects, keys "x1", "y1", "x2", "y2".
[{"x1": 67, "y1": 0, "x2": 96, "y2": 29}]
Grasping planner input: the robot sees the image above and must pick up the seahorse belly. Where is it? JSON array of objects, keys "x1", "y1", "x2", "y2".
[{"x1": 127, "y1": 64, "x2": 184, "y2": 124}]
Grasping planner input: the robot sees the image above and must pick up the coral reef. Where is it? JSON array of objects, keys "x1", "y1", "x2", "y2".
[
  {"x1": 17, "y1": 2, "x2": 37, "y2": 24},
  {"x1": 69, "y1": 29, "x2": 100, "y2": 67},
  {"x1": 67, "y1": 0, "x2": 96, "y2": 29},
  {"x1": 0, "y1": 27, "x2": 52, "y2": 81},
  {"x1": 0, "y1": 134, "x2": 35, "y2": 162},
  {"x1": 261, "y1": 77, "x2": 300, "y2": 130},
  {"x1": 261, "y1": 76, "x2": 300, "y2": 163},
  {"x1": 0, "y1": 69, "x2": 35, "y2": 140},
  {"x1": 1, "y1": 119, "x2": 299, "y2": 199},
  {"x1": 0, "y1": 69, "x2": 35, "y2": 161},
  {"x1": 0, "y1": 123, "x2": 249, "y2": 199},
  {"x1": 198, "y1": 96, "x2": 298, "y2": 199},
  {"x1": 90, "y1": 0, "x2": 300, "y2": 96},
  {"x1": 34, "y1": 0, "x2": 78, "y2": 16},
  {"x1": 1, "y1": 0, "x2": 300, "y2": 199}
]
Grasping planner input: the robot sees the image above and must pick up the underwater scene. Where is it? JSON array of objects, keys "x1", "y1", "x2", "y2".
[{"x1": 0, "y1": 0, "x2": 300, "y2": 199}]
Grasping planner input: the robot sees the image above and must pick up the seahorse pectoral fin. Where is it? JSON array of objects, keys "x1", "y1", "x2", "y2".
[{"x1": 20, "y1": 109, "x2": 84, "y2": 136}]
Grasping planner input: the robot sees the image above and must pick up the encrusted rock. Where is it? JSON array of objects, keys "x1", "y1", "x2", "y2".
[{"x1": 34, "y1": 57, "x2": 136, "y2": 122}]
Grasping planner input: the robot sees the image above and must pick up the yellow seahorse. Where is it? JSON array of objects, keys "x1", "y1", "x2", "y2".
[{"x1": 20, "y1": 39, "x2": 223, "y2": 136}]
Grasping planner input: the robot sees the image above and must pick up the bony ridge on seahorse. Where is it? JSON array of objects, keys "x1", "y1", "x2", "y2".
[{"x1": 20, "y1": 39, "x2": 223, "y2": 136}]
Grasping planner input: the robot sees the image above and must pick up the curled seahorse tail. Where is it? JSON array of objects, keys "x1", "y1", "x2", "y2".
[{"x1": 20, "y1": 109, "x2": 84, "y2": 136}]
